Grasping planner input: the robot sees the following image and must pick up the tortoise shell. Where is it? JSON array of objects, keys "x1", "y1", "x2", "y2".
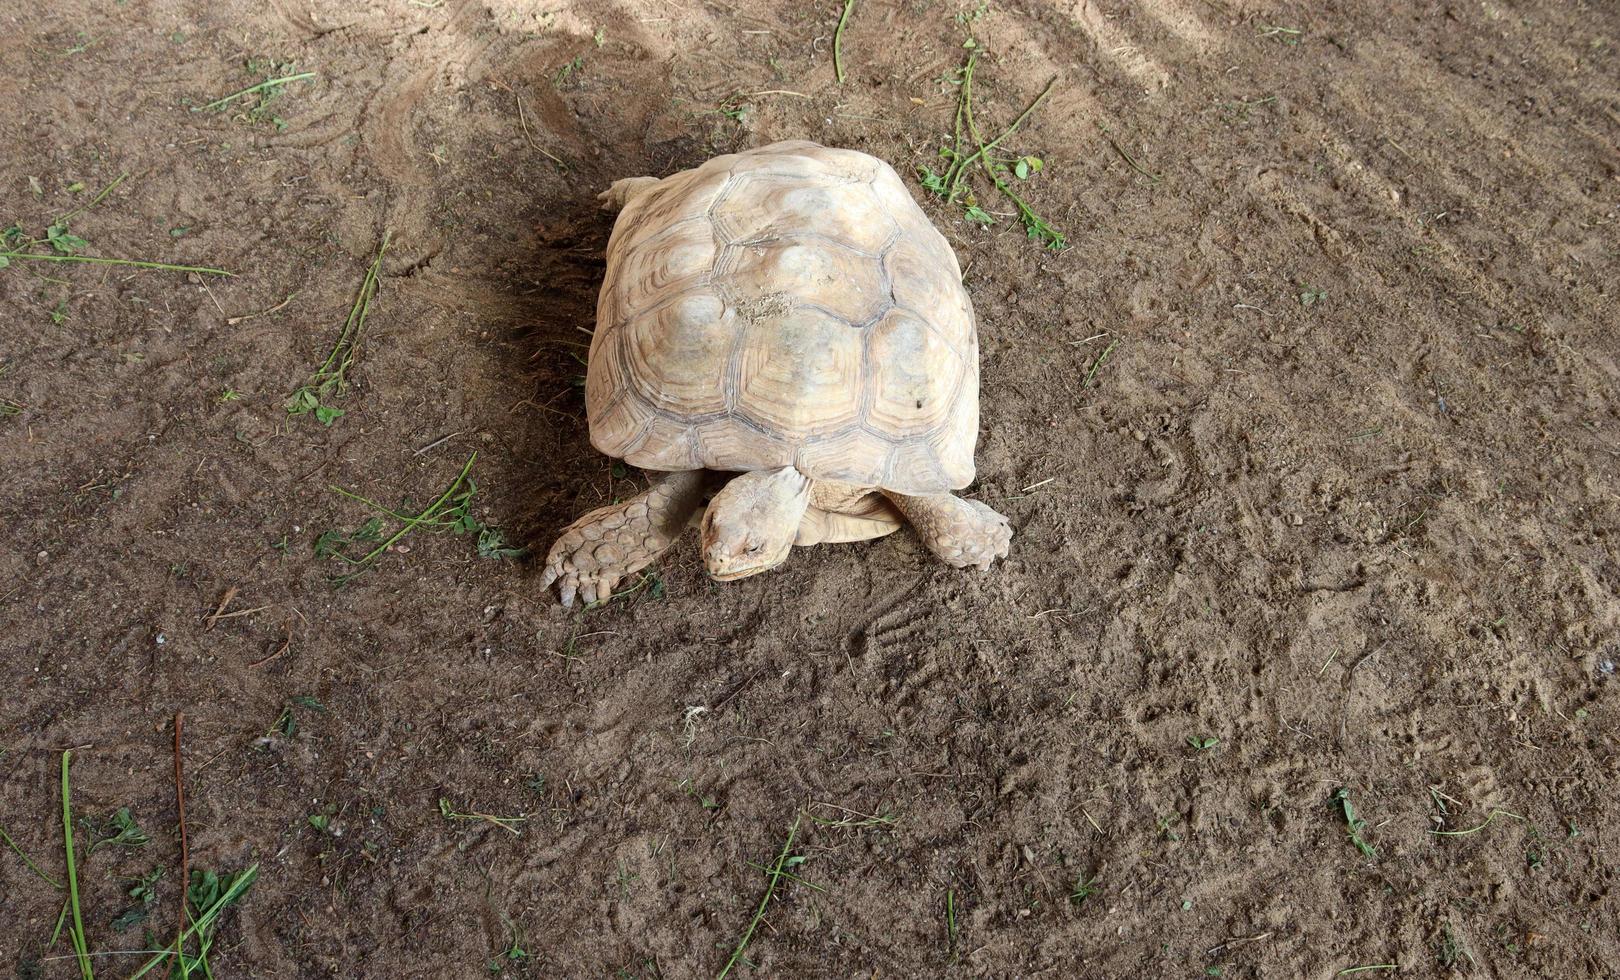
[{"x1": 585, "y1": 140, "x2": 979, "y2": 495}]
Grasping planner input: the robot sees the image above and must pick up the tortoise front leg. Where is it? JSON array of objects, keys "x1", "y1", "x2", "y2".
[
  {"x1": 882, "y1": 491, "x2": 1012, "y2": 571},
  {"x1": 541, "y1": 469, "x2": 707, "y2": 607}
]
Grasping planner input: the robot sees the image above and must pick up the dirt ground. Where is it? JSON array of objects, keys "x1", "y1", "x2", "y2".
[{"x1": 2, "y1": 0, "x2": 1618, "y2": 976}]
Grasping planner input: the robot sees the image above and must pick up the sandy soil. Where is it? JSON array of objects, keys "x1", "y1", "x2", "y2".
[{"x1": 2, "y1": 0, "x2": 1618, "y2": 976}]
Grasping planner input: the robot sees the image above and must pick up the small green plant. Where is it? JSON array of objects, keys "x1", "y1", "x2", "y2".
[
  {"x1": 553, "y1": 54, "x2": 584, "y2": 88},
  {"x1": 60, "y1": 752, "x2": 93, "y2": 980},
  {"x1": 0, "y1": 174, "x2": 228, "y2": 277},
  {"x1": 218, "y1": 387, "x2": 241, "y2": 402},
  {"x1": 111, "y1": 867, "x2": 166, "y2": 932},
  {"x1": 1257, "y1": 24, "x2": 1302, "y2": 44},
  {"x1": 1069, "y1": 874, "x2": 1100, "y2": 906},
  {"x1": 1299, "y1": 286, "x2": 1327, "y2": 307},
  {"x1": 288, "y1": 231, "x2": 390, "y2": 424},
  {"x1": 1186, "y1": 735, "x2": 1219, "y2": 751},
  {"x1": 270, "y1": 694, "x2": 326, "y2": 737},
  {"x1": 1156, "y1": 814, "x2": 1181, "y2": 841},
  {"x1": 1333, "y1": 788, "x2": 1376, "y2": 857},
  {"x1": 88, "y1": 806, "x2": 151, "y2": 853},
  {"x1": 1437, "y1": 922, "x2": 1475, "y2": 968}
]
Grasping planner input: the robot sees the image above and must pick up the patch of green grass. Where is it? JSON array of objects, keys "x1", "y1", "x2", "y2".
[
  {"x1": 0, "y1": 822, "x2": 62, "y2": 888},
  {"x1": 1069, "y1": 874, "x2": 1100, "y2": 906},
  {"x1": 1437, "y1": 922, "x2": 1475, "y2": 968},
  {"x1": 1257, "y1": 24, "x2": 1302, "y2": 44},
  {"x1": 0, "y1": 173, "x2": 228, "y2": 276},
  {"x1": 1333, "y1": 788, "x2": 1376, "y2": 857},
  {"x1": 1082, "y1": 338, "x2": 1119, "y2": 388},
  {"x1": 269, "y1": 694, "x2": 326, "y2": 738},
  {"x1": 287, "y1": 231, "x2": 390, "y2": 423}
]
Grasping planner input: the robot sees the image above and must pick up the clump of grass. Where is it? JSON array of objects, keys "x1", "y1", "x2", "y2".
[
  {"x1": 1333, "y1": 788, "x2": 1376, "y2": 857},
  {"x1": 1069, "y1": 874, "x2": 1101, "y2": 906},
  {"x1": 917, "y1": 50, "x2": 1064, "y2": 249},
  {"x1": 717, "y1": 814, "x2": 814, "y2": 979},
  {"x1": 287, "y1": 231, "x2": 390, "y2": 424}
]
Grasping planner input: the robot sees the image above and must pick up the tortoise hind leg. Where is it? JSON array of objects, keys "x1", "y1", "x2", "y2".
[
  {"x1": 541, "y1": 469, "x2": 707, "y2": 607},
  {"x1": 882, "y1": 491, "x2": 1012, "y2": 571}
]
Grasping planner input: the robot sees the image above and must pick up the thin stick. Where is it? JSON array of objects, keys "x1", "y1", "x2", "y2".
[
  {"x1": 717, "y1": 814, "x2": 803, "y2": 979},
  {"x1": 248, "y1": 623, "x2": 293, "y2": 668},
  {"x1": 173, "y1": 714, "x2": 188, "y2": 972},
  {"x1": 1428, "y1": 809, "x2": 1525, "y2": 836},
  {"x1": 0, "y1": 252, "x2": 233, "y2": 276},
  {"x1": 226, "y1": 291, "x2": 298, "y2": 325},
  {"x1": 60, "y1": 752, "x2": 93, "y2": 980},
  {"x1": 1337, "y1": 966, "x2": 1397, "y2": 976},
  {"x1": 194, "y1": 73, "x2": 316, "y2": 112},
  {"x1": 0, "y1": 823, "x2": 62, "y2": 888},
  {"x1": 203, "y1": 586, "x2": 239, "y2": 629},
  {"x1": 833, "y1": 0, "x2": 856, "y2": 84},
  {"x1": 941, "y1": 53, "x2": 978, "y2": 200},
  {"x1": 55, "y1": 171, "x2": 129, "y2": 225},
  {"x1": 1098, "y1": 124, "x2": 1164, "y2": 183},
  {"x1": 1082, "y1": 339, "x2": 1119, "y2": 388}
]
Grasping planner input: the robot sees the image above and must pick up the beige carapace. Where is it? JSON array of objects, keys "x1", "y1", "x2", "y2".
[{"x1": 542, "y1": 141, "x2": 1012, "y2": 606}]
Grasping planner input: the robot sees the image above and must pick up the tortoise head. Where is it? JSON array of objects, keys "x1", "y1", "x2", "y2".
[{"x1": 700, "y1": 466, "x2": 811, "y2": 581}]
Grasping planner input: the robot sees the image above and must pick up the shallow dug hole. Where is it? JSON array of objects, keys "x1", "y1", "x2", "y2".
[{"x1": 2, "y1": 0, "x2": 1618, "y2": 976}]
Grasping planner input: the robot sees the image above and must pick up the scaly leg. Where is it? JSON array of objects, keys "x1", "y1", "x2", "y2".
[
  {"x1": 541, "y1": 470, "x2": 707, "y2": 606},
  {"x1": 882, "y1": 491, "x2": 1012, "y2": 571}
]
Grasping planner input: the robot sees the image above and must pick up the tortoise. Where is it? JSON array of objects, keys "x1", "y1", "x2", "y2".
[{"x1": 541, "y1": 140, "x2": 1012, "y2": 606}]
